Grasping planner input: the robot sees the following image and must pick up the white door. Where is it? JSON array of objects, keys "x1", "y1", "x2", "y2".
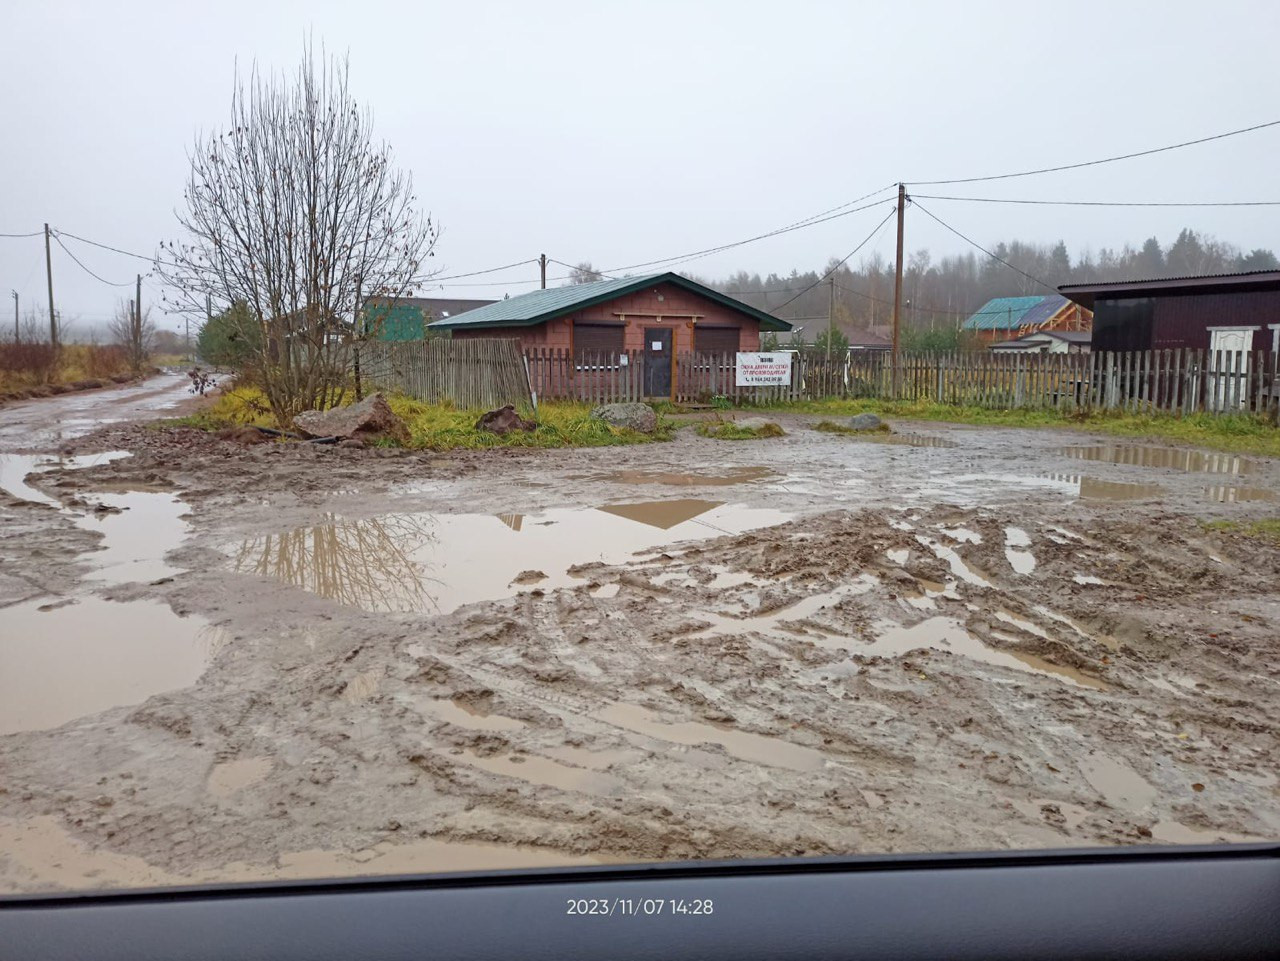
[{"x1": 1209, "y1": 328, "x2": 1252, "y2": 411}]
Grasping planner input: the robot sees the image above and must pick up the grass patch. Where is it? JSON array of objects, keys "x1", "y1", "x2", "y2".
[
  {"x1": 812, "y1": 419, "x2": 891, "y2": 436},
  {"x1": 697, "y1": 419, "x2": 785, "y2": 440},
  {"x1": 389, "y1": 397, "x2": 673, "y2": 450},
  {"x1": 759, "y1": 397, "x2": 1280, "y2": 458},
  {"x1": 1201, "y1": 518, "x2": 1280, "y2": 542},
  {"x1": 156, "y1": 385, "x2": 673, "y2": 450}
]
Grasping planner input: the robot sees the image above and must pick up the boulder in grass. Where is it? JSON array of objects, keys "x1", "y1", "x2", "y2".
[
  {"x1": 476, "y1": 404, "x2": 536, "y2": 434},
  {"x1": 736, "y1": 416, "x2": 780, "y2": 431},
  {"x1": 590, "y1": 402, "x2": 657, "y2": 433},
  {"x1": 294, "y1": 392, "x2": 409, "y2": 445},
  {"x1": 847, "y1": 413, "x2": 883, "y2": 431}
]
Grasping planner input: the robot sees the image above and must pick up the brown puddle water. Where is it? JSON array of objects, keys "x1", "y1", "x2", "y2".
[
  {"x1": 855, "y1": 433, "x2": 957, "y2": 448},
  {"x1": 207, "y1": 757, "x2": 273, "y2": 798},
  {"x1": 598, "y1": 702, "x2": 827, "y2": 772},
  {"x1": 230, "y1": 502, "x2": 790, "y2": 614},
  {"x1": 74, "y1": 492, "x2": 189, "y2": 585},
  {"x1": 0, "y1": 450, "x2": 131, "y2": 506},
  {"x1": 1078, "y1": 754, "x2": 1157, "y2": 809},
  {"x1": 0, "y1": 815, "x2": 607, "y2": 892},
  {"x1": 0, "y1": 597, "x2": 226, "y2": 734},
  {"x1": 1201, "y1": 485, "x2": 1279, "y2": 503},
  {"x1": 454, "y1": 748, "x2": 625, "y2": 796},
  {"x1": 1060, "y1": 444, "x2": 1254, "y2": 475},
  {"x1": 600, "y1": 466, "x2": 775, "y2": 486},
  {"x1": 871, "y1": 617, "x2": 1108, "y2": 690},
  {"x1": 1042, "y1": 473, "x2": 1165, "y2": 501}
]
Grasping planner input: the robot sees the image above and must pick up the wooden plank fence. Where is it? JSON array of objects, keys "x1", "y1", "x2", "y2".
[
  {"x1": 353, "y1": 341, "x2": 1280, "y2": 416},
  {"x1": 522, "y1": 347, "x2": 1280, "y2": 415},
  {"x1": 356, "y1": 339, "x2": 532, "y2": 409}
]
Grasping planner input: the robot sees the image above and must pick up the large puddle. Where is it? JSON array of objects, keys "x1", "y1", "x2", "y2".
[
  {"x1": 599, "y1": 467, "x2": 775, "y2": 486},
  {"x1": 231, "y1": 501, "x2": 791, "y2": 614},
  {"x1": 0, "y1": 451, "x2": 131, "y2": 506},
  {"x1": 74, "y1": 492, "x2": 189, "y2": 585},
  {"x1": 0, "y1": 597, "x2": 225, "y2": 735},
  {"x1": 1060, "y1": 444, "x2": 1253, "y2": 475}
]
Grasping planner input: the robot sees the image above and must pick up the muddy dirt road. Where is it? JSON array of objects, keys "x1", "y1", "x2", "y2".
[{"x1": 2, "y1": 383, "x2": 1278, "y2": 892}]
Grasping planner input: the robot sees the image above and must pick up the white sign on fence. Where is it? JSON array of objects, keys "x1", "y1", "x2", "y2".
[{"x1": 735, "y1": 352, "x2": 793, "y2": 386}]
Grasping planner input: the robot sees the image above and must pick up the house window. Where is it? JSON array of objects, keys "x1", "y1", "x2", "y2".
[
  {"x1": 574, "y1": 323, "x2": 625, "y2": 366},
  {"x1": 694, "y1": 326, "x2": 739, "y2": 354}
]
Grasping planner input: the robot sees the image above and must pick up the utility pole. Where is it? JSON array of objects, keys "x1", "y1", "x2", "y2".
[
  {"x1": 826, "y1": 276, "x2": 835, "y2": 361},
  {"x1": 539, "y1": 253, "x2": 547, "y2": 290},
  {"x1": 135, "y1": 274, "x2": 142, "y2": 366},
  {"x1": 43, "y1": 224, "x2": 57, "y2": 348},
  {"x1": 891, "y1": 184, "x2": 906, "y2": 394},
  {"x1": 11, "y1": 290, "x2": 17, "y2": 343}
]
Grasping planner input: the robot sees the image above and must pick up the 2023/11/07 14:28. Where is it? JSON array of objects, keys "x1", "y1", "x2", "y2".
[{"x1": 565, "y1": 898, "x2": 715, "y2": 917}]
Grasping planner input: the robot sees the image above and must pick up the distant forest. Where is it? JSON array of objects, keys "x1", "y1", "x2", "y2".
[{"x1": 694, "y1": 228, "x2": 1279, "y2": 342}]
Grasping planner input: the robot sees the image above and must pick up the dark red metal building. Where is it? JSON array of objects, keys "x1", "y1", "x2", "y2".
[{"x1": 1060, "y1": 271, "x2": 1280, "y2": 353}]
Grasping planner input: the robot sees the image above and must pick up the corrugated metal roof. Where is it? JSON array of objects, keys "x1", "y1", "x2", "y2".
[
  {"x1": 962, "y1": 296, "x2": 1046, "y2": 331},
  {"x1": 1060, "y1": 270, "x2": 1280, "y2": 310},
  {"x1": 1015, "y1": 295, "x2": 1072, "y2": 328},
  {"x1": 427, "y1": 272, "x2": 792, "y2": 331}
]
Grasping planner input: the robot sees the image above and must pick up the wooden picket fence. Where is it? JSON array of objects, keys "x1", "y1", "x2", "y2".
[
  {"x1": 353, "y1": 341, "x2": 1280, "y2": 416},
  {"x1": 355, "y1": 339, "x2": 532, "y2": 409},
  {"x1": 523, "y1": 346, "x2": 1280, "y2": 415}
]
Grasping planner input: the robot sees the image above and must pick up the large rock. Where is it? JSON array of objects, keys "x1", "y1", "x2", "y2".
[
  {"x1": 294, "y1": 392, "x2": 409, "y2": 444},
  {"x1": 847, "y1": 413, "x2": 883, "y2": 431},
  {"x1": 590, "y1": 402, "x2": 657, "y2": 433},
  {"x1": 736, "y1": 416, "x2": 779, "y2": 431},
  {"x1": 476, "y1": 404, "x2": 536, "y2": 434}
]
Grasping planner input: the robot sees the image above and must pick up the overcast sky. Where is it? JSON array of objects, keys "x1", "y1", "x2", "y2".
[{"x1": 3, "y1": 0, "x2": 1278, "y2": 337}]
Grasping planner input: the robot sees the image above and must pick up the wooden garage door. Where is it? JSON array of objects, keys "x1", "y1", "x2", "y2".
[
  {"x1": 574, "y1": 323, "x2": 624, "y2": 361},
  {"x1": 694, "y1": 326, "x2": 739, "y2": 354}
]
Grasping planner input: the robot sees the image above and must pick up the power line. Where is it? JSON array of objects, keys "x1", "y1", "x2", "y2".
[
  {"x1": 912, "y1": 193, "x2": 1280, "y2": 208},
  {"x1": 51, "y1": 233, "x2": 136, "y2": 288},
  {"x1": 0, "y1": 230, "x2": 43, "y2": 238},
  {"x1": 432, "y1": 258, "x2": 538, "y2": 281},
  {"x1": 772, "y1": 208, "x2": 898, "y2": 313},
  {"x1": 55, "y1": 229, "x2": 157, "y2": 263},
  {"x1": 910, "y1": 200, "x2": 1057, "y2": 293},
  {"x1": 546, "y1": 258, "x2": 619, "y2": 281},
  {"x1": 907, "y1": 118, "x2": 1280, "y2": 186}
]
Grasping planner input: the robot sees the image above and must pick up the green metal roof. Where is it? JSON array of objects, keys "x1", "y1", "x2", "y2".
[
  {"x1": 962, "y1": 296, "x2": 1047, "y2": 331},
  {"x1": 426, "y1": 272, "x2": 792, "y2": 332}
]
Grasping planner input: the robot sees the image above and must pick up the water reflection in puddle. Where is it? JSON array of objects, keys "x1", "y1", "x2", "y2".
[
  {"x1": 598, "y1": 702, "x2": 827, "y2": 772},
  {"x1": 231, "y1": 502, "x2": 790, "y2": 614},
  {"x1": 872, "y1": 617, "x2": 1107, "y2": 690},
  {"x1": 1201, "y1": 485, "x2": 1278, "y2": 503},
  {"x1": 0, "y1": 597, "x2": 225, "y2": 734},
  {"x1": 1042, "y1": 473, "x2": 1165, "y2": 501},
  {"x1": 599, "y1": 467, "x2": 775, "y2": 486},
  {"x1": 856, "y1": 433, "x2": 958, "y2": 448},
  {"x1": 1003, "y1": 527, "x2": 1036, "y2": 575},
  {"x1": 0, "y1": 450, "x2": 131, "y2": 506},
  {"x1": 1060, "y1": 445, "x2": 1253, "y2": 475},
  {"x1": 75, "y1": 492, "x2": 189, "y2": 585}
]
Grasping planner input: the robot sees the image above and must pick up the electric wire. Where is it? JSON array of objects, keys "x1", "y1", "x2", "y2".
[
  {"x1": 906, "y1": 118, "x2": 1280, "y2": 186},
  {"x1": 910, "y1": 200, "x2": 1058, "y2": 293}
]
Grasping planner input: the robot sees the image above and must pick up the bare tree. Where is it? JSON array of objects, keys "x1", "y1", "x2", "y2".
[
  {"x1": 158, "y1": 43, "x2": 437, "y2": 425},
  {"x1": 568, "y1": 262, "x2": 603, "y2": 285},
  {"x1": 108, "y1": 298, "x2": 155, "y2": 371}
]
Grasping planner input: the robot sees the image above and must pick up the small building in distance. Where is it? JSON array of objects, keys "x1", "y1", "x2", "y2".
[
  {"x1": 426, "y1": 272, "x2": 791, "y2": 397},
  {"x1": 365, "y1": 297, "x2": 497, "y2": 341},
  {"x1": 990, "y1": 330, "x2": 1092, "y2": 354},
  {"x1": 1059, "y1": 270, "x2": 1280, "y2": 355},
  {"x1": 962, "y1": 294, "x2": 1091, "y2": 343}
]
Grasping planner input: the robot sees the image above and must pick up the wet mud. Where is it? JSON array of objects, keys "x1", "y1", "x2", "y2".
[{"x1": 1, "y1": 381, "x2": 1278, "y2": 891}]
